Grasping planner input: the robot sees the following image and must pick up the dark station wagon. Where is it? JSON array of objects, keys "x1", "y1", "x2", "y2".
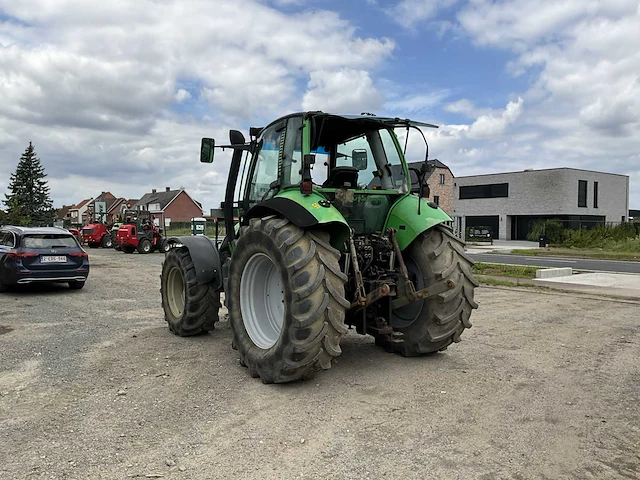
[{"x1": 0, "y1": 226, "x2": 90, "y2": 292}]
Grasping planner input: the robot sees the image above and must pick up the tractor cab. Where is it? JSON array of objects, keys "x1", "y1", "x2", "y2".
[{"x1": 116, "y1": 210, "x2": 169, "y2": 254}]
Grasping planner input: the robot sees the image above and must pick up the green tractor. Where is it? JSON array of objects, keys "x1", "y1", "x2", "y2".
[{"x1": 160, "y1": 112, "x2": 478, "y2": 383}]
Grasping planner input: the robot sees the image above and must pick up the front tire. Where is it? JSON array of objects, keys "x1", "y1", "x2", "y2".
[
  {"x1": 375, "y1": 224, "x2": 479, "y2": 356},
  {"x1": 137, "y1": 238, "x2": 151, "y2": 254},
  {"x1": 101, "y1": 235, "x2": 112, "y2": 248},
  {"x1": 228, "y1": 216, "x2": 349, "y2": 384},
  {"x1": 161, "y1": 247, "x2": 220, "y2": 336}
]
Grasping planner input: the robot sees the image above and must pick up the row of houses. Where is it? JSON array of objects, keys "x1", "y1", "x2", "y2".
[
  {"x1": 57, "y1": 168, "x2": 631, "y2": 240},
  {"x1": 58, "y1": 187, "x2": 204, "y2": 227}
]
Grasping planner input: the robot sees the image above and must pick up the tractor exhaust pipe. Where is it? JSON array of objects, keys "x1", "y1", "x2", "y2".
[{"x1": 224, "y1": 130, "x2": 246, "y2": 242}]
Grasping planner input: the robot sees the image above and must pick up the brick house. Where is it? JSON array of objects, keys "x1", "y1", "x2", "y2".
[
  {"x1": 56, "y1": 205, "x2": 73, "y2": 225},
  {"x1": 134, "y1": 187, "x2": 203, "y2": 225},
  {"x1": 407, "y1": 159, "x2": 455, "y2": 216},
  {"x1": 69, "y1": 198, "x2": 93, "y2": 227},
  {"x1": 85, "y1": 192, "x2": 117, "y2": 223}
]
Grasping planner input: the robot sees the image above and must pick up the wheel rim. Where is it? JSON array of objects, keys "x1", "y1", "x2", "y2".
[
  {"x1": 390, "y1": 253, "x2": 425, "y2": 329},
  {"x1": 143, "y1": 242, "x2": 150, "y2": 252},
  {"x1": 240, "y1": 252, "x2": 285, "y2": 349},
  {"x1": 166, "y1": 266, "x2": 185, "y2": 318}
]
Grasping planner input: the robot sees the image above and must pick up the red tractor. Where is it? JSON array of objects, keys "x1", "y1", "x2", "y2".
[
  {"x1": 116, "y1": 211, "x2": 170, "y2": 254},
  {"x1": 81, "y1": 222, "x2": 113, "y2": 248}
]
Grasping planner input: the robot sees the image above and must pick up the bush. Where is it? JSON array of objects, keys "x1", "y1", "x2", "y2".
[
  {"x1": 563, "y1": 223, "x2": 640, "y2": 249},
  {"x1": 526, "y1": 219, "x2": 567, "y2": 244}
]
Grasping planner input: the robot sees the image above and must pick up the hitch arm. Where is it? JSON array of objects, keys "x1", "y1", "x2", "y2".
[
  {"x1": 348, "y1": 230, "x2": 367, "y2": 306},
  {"x1": 391, "y1": 279, "x2": 455, "y2": 310},
  {"x1": 349, "y1": 283, "x2": 393, "y2": 311},
  {"x1": 388, "y1": 228, "x2": 417, "y2": 302}
]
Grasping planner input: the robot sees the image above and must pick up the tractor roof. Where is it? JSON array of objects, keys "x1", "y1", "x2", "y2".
[
  {"x1": 253, "y1": 112, "x2": 438, "y2": 149},
  {"x1": 255, "y1": 112, "x2": 437, "y2": 136}
]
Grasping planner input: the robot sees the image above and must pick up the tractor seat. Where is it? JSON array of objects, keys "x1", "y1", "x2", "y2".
[{"x1": 322, "y1": 166, "x2": 359, "y2": 188}]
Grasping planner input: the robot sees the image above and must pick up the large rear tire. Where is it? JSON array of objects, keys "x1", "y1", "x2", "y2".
[
  {"x1": 375, "y1": 224, "x2": 479, "y2": 356},
  {"x1": 228, "y1": 216, "x2": 349, "y2": 384},
  {"x1": 161, "y1": 247, "x2": 220, "y2": 336}
]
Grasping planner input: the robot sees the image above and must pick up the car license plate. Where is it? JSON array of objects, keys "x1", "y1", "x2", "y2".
[{"x1": 41, "y1": 256, "x2": 67, "y2": 263}]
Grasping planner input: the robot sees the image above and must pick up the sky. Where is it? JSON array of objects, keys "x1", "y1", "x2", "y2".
[{"x1": 1, "y1": 0, "x2": 639, "y2": 212}]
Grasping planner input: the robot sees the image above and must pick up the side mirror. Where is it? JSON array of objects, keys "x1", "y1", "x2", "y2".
[
  {"x1": 200, "y1": 138, "x2": 215, "y2": 163},
  {"x1": 352, "y1": 149, "x2": 368, "y2": 170}
]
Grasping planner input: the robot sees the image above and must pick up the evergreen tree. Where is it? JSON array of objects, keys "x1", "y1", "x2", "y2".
[{"x1": 3, "y1": 142, "x2": 54, "y2": 226}]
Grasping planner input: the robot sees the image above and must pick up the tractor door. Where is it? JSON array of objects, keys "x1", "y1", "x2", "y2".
[{"x1": 243, "y1": 116, "x2": 303, "y2": 211}]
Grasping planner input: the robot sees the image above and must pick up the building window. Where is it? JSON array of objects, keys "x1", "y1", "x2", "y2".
[
  {"x1": 459, "y1": 183, "x2": 509, "y2": 200},
  {"x1": 578, "y1": 180, "x2": 587, "y2": 207},
  {"x1": 593, "y1": 181, "x2": 598, "y2": 208},
  {"x1": 439, "y1": 173, "x2": 445, "y2": 185},
  {"x1": 433, "y1": 195, "x2": 440, "y2": 206}
]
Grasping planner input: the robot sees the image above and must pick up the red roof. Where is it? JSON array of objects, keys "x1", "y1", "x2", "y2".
[{"x1": 71, "y1": 198, "x2": 92, "y2": 210}]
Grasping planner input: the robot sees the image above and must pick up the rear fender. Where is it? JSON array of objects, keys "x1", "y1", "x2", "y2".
[
  {"x1": 166, "y1": 236, "x2": 222, "y2": 290},
  {"x1": 245, "y1": 190, "x2": 350, "y2": 248},
  {"x1": 383, "y1": 194, "x2": 452, "y2": 250}
]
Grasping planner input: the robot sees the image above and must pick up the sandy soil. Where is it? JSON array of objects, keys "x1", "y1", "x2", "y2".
[{"x1": 1, "y1": 249, "x2": 638, "y2": 479}]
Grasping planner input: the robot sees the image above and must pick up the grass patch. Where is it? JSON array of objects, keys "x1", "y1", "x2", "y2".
[
  {"x1": 165, "y1": 228, "x2": 222, "y2": 238},
  {"x1": 509, "y1": 248, "x2": 640, "y2": 262},
  {"x1": 472, "y1": 262, "x2": 539, "y2": 279},
  {"x1": 476, "y1": 277, "x2": 519, "y2": 287}
]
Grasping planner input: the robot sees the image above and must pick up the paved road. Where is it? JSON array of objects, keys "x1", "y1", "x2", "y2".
[{"x1": 469, "y1": 253, "x2": 640, "y2": 274}]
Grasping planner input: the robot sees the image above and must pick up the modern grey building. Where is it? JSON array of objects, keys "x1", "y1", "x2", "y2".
[{"x1": 452, "y1": 168, "x2": 630, "y2": 240}]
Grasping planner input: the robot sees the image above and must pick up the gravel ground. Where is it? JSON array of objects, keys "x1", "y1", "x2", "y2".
[{"x1": 1, "y1": 248, "x2": 639, "y2": 479}]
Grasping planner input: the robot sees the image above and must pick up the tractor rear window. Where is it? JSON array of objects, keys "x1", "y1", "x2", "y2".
[{"x1": 22, "y1": 235, "x2": 78, "y2": 248}]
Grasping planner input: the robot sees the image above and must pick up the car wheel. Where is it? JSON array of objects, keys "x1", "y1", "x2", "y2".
[{"x1": 68, "y1": 280, "x2": 85, "y2": 290}]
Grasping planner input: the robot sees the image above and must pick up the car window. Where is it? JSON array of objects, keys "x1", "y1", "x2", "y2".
[
  {"x1": 22, "y1": 234, "x2": 78, "y2": 248},
  {"x1": 0, "y1": 232, "x2": 15, "y2": 247}
]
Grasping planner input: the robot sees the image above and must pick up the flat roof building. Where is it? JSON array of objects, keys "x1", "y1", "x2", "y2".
[{"x1": 452, "y1": 168, "x2": 630, "y2": 240}]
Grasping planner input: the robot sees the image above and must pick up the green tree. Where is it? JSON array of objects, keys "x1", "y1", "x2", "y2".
[{"x1": 3, "y1": 142, "x2": 54, "y2": 226}]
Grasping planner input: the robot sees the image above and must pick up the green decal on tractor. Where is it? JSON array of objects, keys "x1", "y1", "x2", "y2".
[{"x1": 160, "y1": 112, "x2": 478, "y2": 384}]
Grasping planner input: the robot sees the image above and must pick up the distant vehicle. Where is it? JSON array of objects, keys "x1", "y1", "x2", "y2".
[
  {"x1": 116, "y1": 211, "x2": 170, "y2": 254},
  {"x1": 81, "y1": 222, "x2": 112, "y2": 248},
  {"x1": 467, "y1": 226, "x2": 493, "y2": 244},
  {"x1": 0, "y1": 226, "x2": 90, "y2": 292}
]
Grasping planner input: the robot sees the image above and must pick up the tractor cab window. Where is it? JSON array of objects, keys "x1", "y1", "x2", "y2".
[
  {"x1": 246, "y1": 117, "x2": 303, "y2": 206},
  {"x1": 247, "y1": 125, "x2": 283, "y2": 206},
  {"x1": 324, "y1": 128, "x2": 407, "y2": 192}
]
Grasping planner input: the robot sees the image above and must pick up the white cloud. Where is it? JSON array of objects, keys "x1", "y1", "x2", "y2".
[
  {"x1": 174, "y1": 89, "x2": 191, "y2": 103},
  {"x1": 444, "y1": 99, "x2": 482, "y2": 118},
  {"x1": 468, "y1": 97, "x2": 523, "y2": 139},
  {"x1": 385, "y1": 90, "x2": 450, "y2": 115},
  {"x1": 302, "y1": 70, "x2": 384, "y2": 113},
  {"x1": 0, "y1": 0, "x2": 395, "y2": 211},
  {"x1": 390, "y1": 0, "x2": 459, "y2": 29}
]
